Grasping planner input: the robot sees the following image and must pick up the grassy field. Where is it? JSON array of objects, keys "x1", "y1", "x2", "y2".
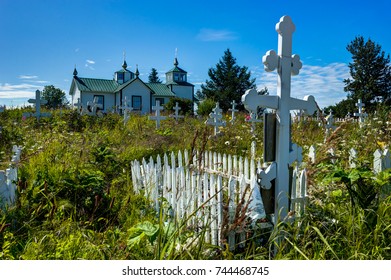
[{"x1": 0, "y1": 108, "x2": 390, "y2": 259}]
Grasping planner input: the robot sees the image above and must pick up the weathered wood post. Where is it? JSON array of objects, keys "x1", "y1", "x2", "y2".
[{"x1": 242, "y1": 15, "x2": 317, "y2": 222}]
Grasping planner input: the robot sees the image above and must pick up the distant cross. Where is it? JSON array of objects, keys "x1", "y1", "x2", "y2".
[
  {"x1": 23, "y1": 90, "x2": 51, "y2": 120},
  {"x1": 325, "y1": 110, "x2": 336, "y2": 130},
  {"x1": 228, "y1": 100, "x2": 239, "y2": 123},
  {"x1": 206, "y1": 102, "x2": 226, "y2": 135},
  {"x1": 119, "y1": 96, "x2": 133, "y2": 124},
  {"x1": 246, "y1": 112, "x2": 262, "y2": 134},
  {"x1": 170, "y1": 102, "x2": 184, "y2": 121},
  {"x1": 74, "y1": 98, "x2": 83, "y2": 114},
  {"x1": 242, "y1": 16, "x2": 317, "y2": 220},
  {"x1": 86, "y1": 97, "x2": 103, "y2": 116},
  {"x1": 354, "y1": 99, "x2": 368, "y2": 123},
  {"x1": 149, "y1": 100, "x2": 167, "y2": 128}
]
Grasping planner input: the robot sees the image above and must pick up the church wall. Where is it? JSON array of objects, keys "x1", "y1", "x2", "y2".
[
  {"x1": 82, "y1": 92, "x2": 116, "y2": 112},
  {"x1": 121, "y1": 79, "x2": 152, "y2": 114},
  {"x1": 71, "y1": 87, "x2": 81, "y2": 108}
]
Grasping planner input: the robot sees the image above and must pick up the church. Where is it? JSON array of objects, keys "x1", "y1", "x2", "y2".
[{"x1": 69, "y1": 57, "x2": 194, "y2": 114}]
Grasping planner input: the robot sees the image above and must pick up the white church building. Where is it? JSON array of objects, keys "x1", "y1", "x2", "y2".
[{"x1": 69, "y1": 57, "x2": 194, "y2": 114}]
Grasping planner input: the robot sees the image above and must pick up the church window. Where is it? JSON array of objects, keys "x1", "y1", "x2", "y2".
[
  {"x1": 117, "y1": 72, "x2": 124, "y2": 81},
  {"x1": 155, "y1": 98, "x2": 164, "y2": 105},
  {"x1": 132, "y1": 96, "x2": 142, "y2": 111}
]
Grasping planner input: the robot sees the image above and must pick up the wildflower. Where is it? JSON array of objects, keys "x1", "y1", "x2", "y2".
[{"x1": 225, "y1": 141, "x2": 230, "y2": 145}]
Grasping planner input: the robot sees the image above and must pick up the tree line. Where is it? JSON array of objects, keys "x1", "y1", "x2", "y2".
[{"x1": 42, "y1": 36, "x2": 390, "y2": 117}]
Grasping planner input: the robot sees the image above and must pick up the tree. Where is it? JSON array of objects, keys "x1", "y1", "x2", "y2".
[
  {"x1": 343, "y1": 36, "x2": 391, "y2": 113},
  {"x1": 201, "y1": 49, "x2": 257, "y2": 111},
  {"x1": 41, "y1": 85, "x2": 67, "y2": 109},
  {"x1": 148, "y1": 68, "x2": 162, "y2": 83}
]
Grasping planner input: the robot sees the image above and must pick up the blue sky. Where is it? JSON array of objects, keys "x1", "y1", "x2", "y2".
[{"x1": 1, "y1": 0, "x2": 390, "y2": 109}]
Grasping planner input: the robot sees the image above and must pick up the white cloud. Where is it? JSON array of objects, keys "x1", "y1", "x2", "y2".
[
  {"x1": 197, "y1": 29, "x2": 238, "y2": 42},
  {"x1": 86, "y1": 59, "x2": 95, "y2": 64},
  {"x1": 253, "y1": 62, "x2": 350, "y2": 109},
  {"x1": 0, "y1": 83, "x2": 38, "y2": 99},
  {"x1": 19, "y1": 75, "x2": 38, "y2": 80}
]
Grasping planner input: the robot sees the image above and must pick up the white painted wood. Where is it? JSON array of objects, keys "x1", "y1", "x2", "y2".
[
  {"x1": 170, "y1": 102, "x2": 184, "y2": 121},
  {"x1": 205, "y1": 102, "x2": 226, "y2": 135},
  {"x1": 349, "y1": 148, "x2": 357, "y2": 168},
  {"x1": 228, "y1": 100, "x2": 239, "y2": 123},
  {"x1": 242, "y1": 16, "x2": 316, "y2": 221},
  {"x1": 119, "y1": 96, "x2": 133, "y2": 124},
  {"x1": 0, "y1": 146, "x2": 22, "y2": 208},
  {"x1": 308, "y1": 145, "x2": 316, "y2": 164},
  {"x1": 149, "y1": 100, "x2": 167, "y2": 129},
  {"x1": 23, "y1": 90, "x2": 52, "y2": 120},
  {"x1": 354, "y1": 99, "x2": 368, "y2": 124}
]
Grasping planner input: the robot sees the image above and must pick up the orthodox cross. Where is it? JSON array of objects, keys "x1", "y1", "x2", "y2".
[
  {"x1": 228, "y1": 100, "x2": 239, "y2": 123},
  {"x1": 354, "y1": 99, "x2": 367, "y2": 123},
  {"x1": 246, "y1": 112, "x2": 263, "y2": 135},
  {"x1": 205, "y1": 102, "x2": 226, "y2": 135},
  {"x1": 242, "y1": 16, "x2": 317, "y2": 221},
  {"x1": 119, "y1": 96, "x2": 133, "y2": 124},
  {"x1": 149, "y1": 100, "x2": 167, "y2": 128},
  {"x1": 170, "y1": 102, "x2": 184, "y2": 121},
  {"x1": 74, "y1": 98, "x2": 83, "y2": 114},
  {"x1": 23, "y1": 90, "x2": 51, "y2": 120},
  {"x1": 86, "y1": 97, "x2": 103, "y2": 116}
]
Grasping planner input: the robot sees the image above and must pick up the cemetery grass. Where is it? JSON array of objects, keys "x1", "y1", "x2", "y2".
[{"x1": 0, "y1": 108, "x2": 390, "y2": 260}]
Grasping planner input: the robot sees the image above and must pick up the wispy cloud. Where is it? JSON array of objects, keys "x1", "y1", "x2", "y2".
[
  {"x1": 0, "y1": 83, "x2": 38, "y2": 99},
  {"x1": 85, "y1": 59, "x2": 95, "y2": 70},
  {"x1": 19, "y1": 75, "x2": 38, "y2": 80},
  {"x1": 197, "y1": 28, "x2": 238, "y2": 42},
  {"x1": 253, "y1": 62, "x2": 350, "y2": 108}
]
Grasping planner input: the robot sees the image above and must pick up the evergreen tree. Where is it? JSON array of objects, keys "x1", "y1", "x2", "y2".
[
  {"x1": 201, "y1": 49, "x2": 256, "y2": 111},
  {"x1": 148, "y1": 68, "x2": 162, "y2": 83},
  {"x1": 343, "y1": 36, "x2": 391, "y2": 112},
  {"x1": 41, "y1": 85, "x2": 67, "y2": 109}
]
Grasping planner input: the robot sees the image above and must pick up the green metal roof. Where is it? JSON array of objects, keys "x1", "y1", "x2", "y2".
[
  {"x1": 73, "y1": 77, "x2": 118, "y2": 93},
  {"x1": 147, "y1": 83, "x2": 176, "y2": 97},
  {"x1": 166, "y1": 81, "x2": 194, "y2": 87},
  {"x1": 166, "y1": 66, "x2": 187, "y2": 74}
]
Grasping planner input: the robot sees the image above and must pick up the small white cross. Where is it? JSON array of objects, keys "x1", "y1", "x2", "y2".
[
  {"x1": 74, "y1": 98, "x2": 83, "y2": 114},
  {"x1": 23, "y1": 90, "x2": 51, "y2": 120},
  {"x1": 170, "y1": 102, "x2": 184, "y2": 121},
  {"x1": 246, "y1": 112, "x2": 262, "y2": 134},
  {"x1": 354, "y1": 99, "x2": 368, "y2": 123},
  {"x1": 149, "y1": 100, "x2": 167, "y2": 128},
  {"x1": 86, "y1": 97, "x2": 103, "y2": 116},
  {"x1": 119, "y1": 96, "x2": 133, "y2": 124},
  {"x1": 228, "y1": 100, "x2": 239, "y2": 123},
  {"x1": 205, "y1": 102, "x2": 226, "y2": 135}
]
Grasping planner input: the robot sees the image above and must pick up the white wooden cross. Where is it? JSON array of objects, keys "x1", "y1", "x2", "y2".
[
  {"x1": 242, "y1": 16, "x2": 317, "y2": 221},
  {"x1": 246, "y1": 112, "x2": 262, "y2": 134},
  {"x1": 354, "y1": 99, "x2": 368, "y2": 123},
  {"x1": 205, "y1": 102, "x2": 226, "y2": 135},
  {"x1": 325, "y1": 110, "x2": 336, "y2": 130},
  {"x1": 228, "y1": 100, "x2": 239, "y2": 123},
  {"x1": 86, "y1": 97, "x2": 103, "y2": 116},
  {"x1": 119, "y1": 96, "x2": 133, "y2": 124},
  {"x1": 73, "y1": 98, "x2": 83, "y2": 114},
  {"x1": 149, "y1": 100, "x2": 167, "y2": 128},
  {"x1": 170, "y1": 102, "x2": 184, "y2": 121},
  {"x1": 23, "y1": 90, "x2": 51, "y2": 120}
]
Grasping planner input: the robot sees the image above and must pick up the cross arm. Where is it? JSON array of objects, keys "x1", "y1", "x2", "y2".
[
  {"x1": 242, "y1": 89, "x2": 279, "y2": 113},
  {"x1": 289, "y1": 95, "x2": 317, "y2": 115}
]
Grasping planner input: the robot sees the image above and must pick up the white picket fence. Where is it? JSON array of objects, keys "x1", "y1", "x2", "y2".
[
  {"x1": 131, "y1": 149, "x2": 308, "y2": 250},
  {"x1": 0, "y1": 145, "x2": 22, "y2": 208}
]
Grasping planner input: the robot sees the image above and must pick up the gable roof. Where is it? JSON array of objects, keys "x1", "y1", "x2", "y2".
[
  {"x1": 147, "y1": 83, "x2": 176, "y2": 97},
  {"x1": 115, "y1": 77, "x2": 151, "y2": 92},
  {"x1": 166, "y1": 66, "x2": 187, "y2": 74},
  {"x1": 71, "y1": 77, "x2": 119, "y2": 93}
]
